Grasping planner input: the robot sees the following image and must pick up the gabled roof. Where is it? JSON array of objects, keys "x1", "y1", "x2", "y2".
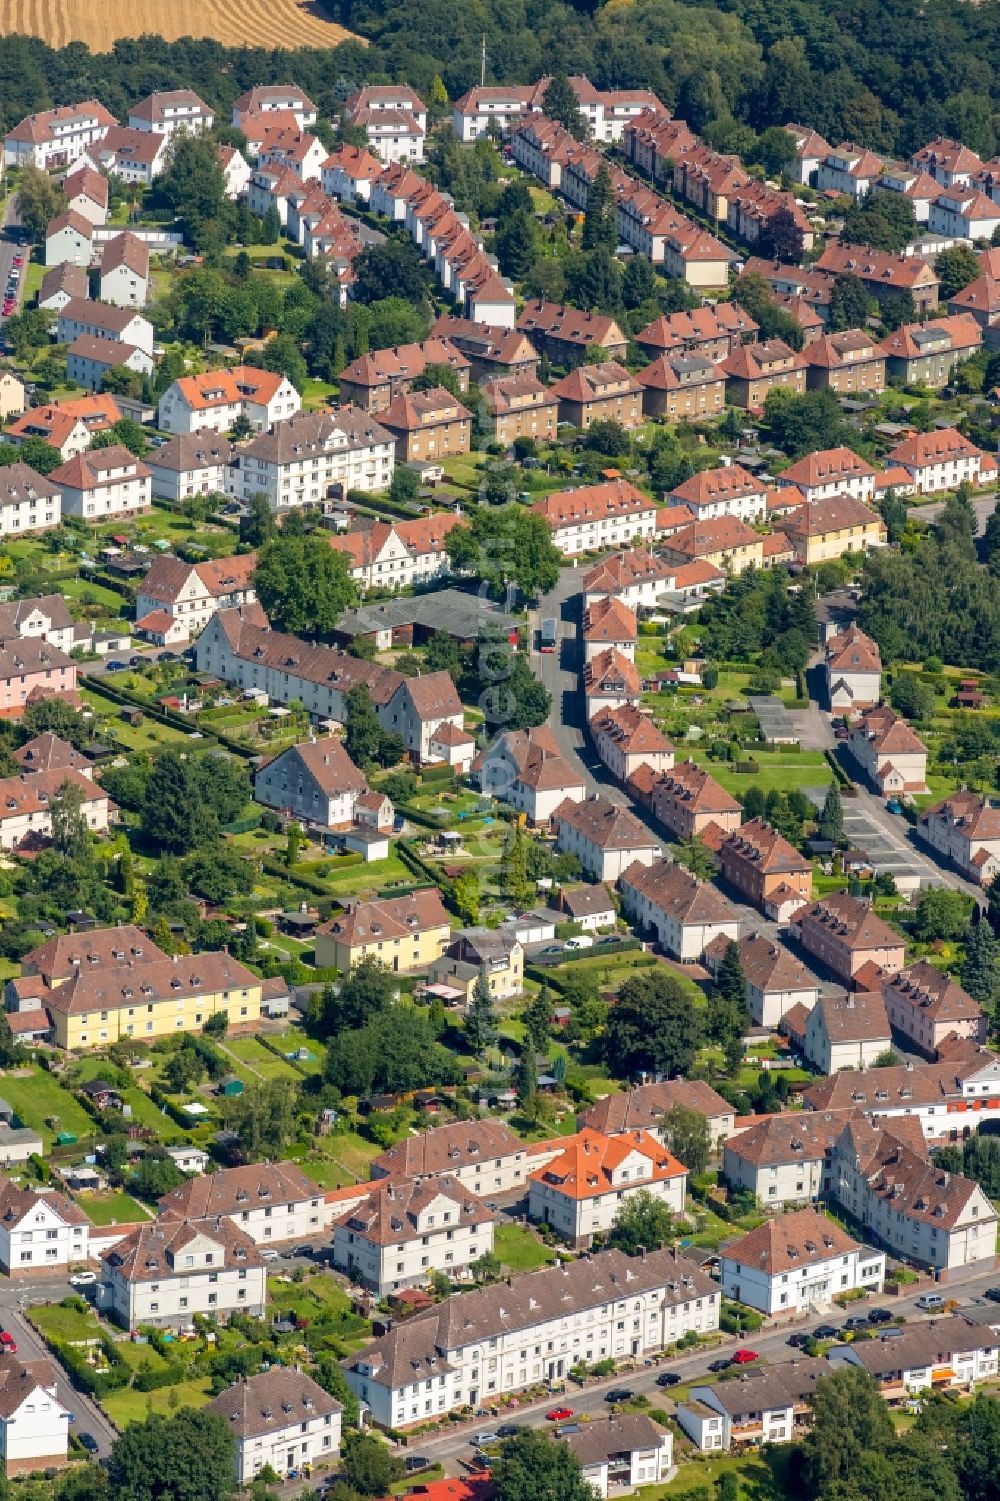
[
  {"x1": 207, "y1": 1367, "x2": 339, "y2": 1439},
  {"x1": 779, "y1": 446, "x2": 876, "y2": 487},
  {"x1": 317, "y1": 889, "x2": 450, "y2": 947},
  {"x1": 580, "y1": 1079, "x2": 734, "y2": 1135},
  {"x1": 529, "y1": 1127, "x2": 687, "y2": 1200},
  {"x1": 721, "y1": 818, "x2": 810, "y2": 876},
  {"x1": 811, "y1": 989, "x2": 890, "y2": 1045},
  {"x1": 879, "y1": 314, "x2": 981, "y2": 360},
  {"x1": 159, "y1": 1162, "x2": 320, "y2": 1220},
  {"x1": 550, "y1": 361, "x2": 642, "y2": 403},
  {"x1": 371, "y1": 1121, "x2": 523, "y2": 1179},
  {"x1": 534, "y1": 479, "x2": 654, "y2": 529},
  {"x1": 783, "y1": 494, "x2": 884, "y2": 539},
  {"x1": 671, "y1": 463, "x2": 763, "y2": 508},
  {"x1": 583, "y1": 648, "x2": 643, "y2": 699},
  {"x1": 105, "y1": 1215, "x2": 263, "y2": 1281},
  {"x1": 582, "y1": 595, "x2": 637, "y2": 645},
  {"x1": 791, "y1": 891, "x2": 903, "y2": 954},
  {"x1": 555, "y1": 795, "x2": 659, "y2": 854},
  {"x1": 650, "y1": 758, "x2": 741, "y2": 817},
  {"x1": 884, "y1": 960, "x2": 983, "y2": 1025},
  {"x1": 257, "y1": 735, "x2": 368, "y2": 800},
  {"x1": 337, "y1": 1173, "x2": 495, "y2": 1244},
  {"x1": 888, "y1": 426, "x2": 984, "y2": 468},
  {"x1": 590, "y1": 704, "x2": 674, "y2": 757},
  {"x1": 825, "y1": 624, "x2": 882, "y2": 674},
  {"x1": 619, "y1": 856, "x2": 734, "y2": 924},
  {"x1": 723, "y1": 1206, "x2": 862, "y2": 1274}
]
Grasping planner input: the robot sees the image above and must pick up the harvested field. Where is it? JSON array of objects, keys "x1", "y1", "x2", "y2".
[{"x1": 0, "y1": 0, "x2": 356, "y2": 50}]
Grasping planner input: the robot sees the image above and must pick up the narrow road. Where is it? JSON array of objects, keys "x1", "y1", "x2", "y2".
[{"x1": 0, "y1": 194, "x2": 24, "y2": 325}]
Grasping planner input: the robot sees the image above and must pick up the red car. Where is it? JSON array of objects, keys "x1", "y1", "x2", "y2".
[
  {"x1": 546, "y1": 1407, "x2": 573, "y2": 1422},
  {"x1": 12, "y1": 255, "x2": 22, "y2": 267},
  {"x1": 0, "y1": 1333, "x2": 16, "y2": 1354},
  {"x1": 731, "y1": 1349, "x2": 758, "y2": 1365}
]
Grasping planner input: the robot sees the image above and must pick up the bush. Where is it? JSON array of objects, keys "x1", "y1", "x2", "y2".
[{"x1": 133, "y1": 1361, "x2": 188, "y2": 1391}]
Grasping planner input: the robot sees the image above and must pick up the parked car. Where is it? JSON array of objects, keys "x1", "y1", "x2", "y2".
[
  {"x1": 0, "y1": 1332, "x2": 16, "y2": 1354},
  {"x1": 260, "y1": 1249, "x2": 279, "y2": 1263},
  {"x1": 868, "y1": 1308, "x2": 893, "y2": 1324},
  {"x1": 787, "y1": 1331, "x2": 810, "y2": 1347},
  {"x1": 496, "y1": 1425, "x2": 522, "y2": 1439},
  {"x1": 886, "y1": 798, "x2": 903, "y2": 814},
  {"x1": 405, "y1": 1456, "x2": 431, "y2": 1473},
  {"x1": 70, "y1": 1271, "x2": 97, "y2": 1287},
  {"x1": 564, "y1": 935, "x2": 594, "y2": 951},
  {"x1": 983, "y1": 1288, "x2": 1000, "y2": 1303},
  {"x1": 708, "y1": 1358, "x2": 731, "y2": 1373},
  {"x1": 545, "y1": 1407, "x2": 573, "y2": 1422},
  {"x1": 842, "y1": 1317, "x2": 869, "y2": 1333},
  {"x1": 473, "y1": 1433, "x2": 500, "y2": 1448},
  {"x1": 605, "y1": 1389, "x2": 634, "y2": 1404},
  {"x1": 105, "y1": 660, "x2": 128, "y2": 672},
  {"x1": 79, "y1": 1434, "x2": 99, "y2": 1454},
  {"x1": 731, "y1": 1349, "x2": 758, "y2": 1364},
  {"x1": 916, "y1": 1294, "x2": 946, "y2": 1312},
  {"x1": 656, "y1": 1372, "x2": 681, "y2": 1387},
  {"x1": 813, "y1": 1324, "x2": 839, "y2": 1340}
]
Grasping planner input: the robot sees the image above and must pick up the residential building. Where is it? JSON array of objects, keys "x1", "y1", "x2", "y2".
[
  {"x1": 815, "y1": 243, "x2": 939, "y2": 311},
  {"x1": 84, "y1": 128, "x2": 167, "y2": 185},
  {"x1": 159, "y1": 366, "x2": 301, "y2": 435},
  {"x1": 913, "y1": 137, "x2": 984, "y2": 187},
  {"x1": 670, "y1": 463, "x2": 767, "y2": 524},
  {"x1": 515, "y1": 301, "x2": 628, "y2": 364},
  {"x1": 563, "y1": 1413, "x2": 672, "y2": 1498},
  {"x1": 646, "y1": 760, "x2": 742, "y2": 843},
  {"x1": 101, "y1": 1216, "x2": 267, "y2": 1328},
  {"x1": 337, "y1": 339, "x2": 470, "y2": 413},
  {"x1": 582, "y1": 596, "x2": 638, "y2": 664},
  {"x1": 344, "y1": 85, "x2": 427, "y2": 163},
  {"x1": 207, "y1": 1369, "x2": 341, "y2": 1485},
  {"x1": 781, "y1": 494, "x2": 886, "y2": 566},
  {"x1": 343, "y1": 1247, "x2": 720, "y2": 1427},
  {"x1": 56, "y1": 298, "x2": 154, "y2": 357},
  {"x1": 918, "y1": 789, "x2": 1000, "y2": 886},
  {"x1": 584, "y1": 649, "x2": 643, "y2": 717},
  {"x1": 471, "y1": 726, "x2": 586, "y2": 827},
  {"x1": 0, "y1": 466, "x2": 61, "y2": 539},
  {"x1": 805, "y1": 990, "x2": 892, "y2": 1073},
  {"x1": 554, "y1": 795, "x2": 661, "y2": 882},
  {"x1": 719, "y1": 818, "x2": 812, "y2": 919},
  {"x1": 883, "y1": 962, "x2": 988, "y2": 1058},
  {"x1": 635, "y1": 303, "x2": 758, "y2": 363},
  {"x1": 4, "y1": 395, "x2": 119, "y2": 459},
  {"x1": 14, "y1": 731, "x2": 93, "y2": 779},
  {"x1": 257, "y1": 125, "x2": 327, "y2": 184},
  {"x1": 219, "y1": 145, "x2": 253, "y2": 199},
  {"x1": 314, "y1": 889, "x2": 451, "y2": 975},
  {"x1": 38, "y1": 263, "x2": 88, "y2": 313},
  {"x1": 253, "y1": 736, "x2": 391, "y2": 835},
  {"x1": 777, "y1": 447, "x2": 876, "y2": 505},
  {"x1": 703, "y1": 931, "x2": 820, "y2": 1028},
  {"x1": 62, "y1": 165, "x2": 108, "y2": 226},
  {"x1": 660, "y1": 516, "x2": 764, "y2": 575},
  {"x1": 721, "y1": 339, "x2": 807, "y2": 410},
  {"x1": 134, "y1": 552, "x2": 255, "y2": 643},
  {"x1": 528, "y1": 1129, "x2": 687, "y2": 1249},
  {"x1": 428, "y1": 317, "x2": 540, "y2": 383},
  {"x1": 636, "y1": 353, "x2": 726, "y2": 422},
  {"x1": 723, "y1": 1110, "x2": 858, "y2": 1207},
  {"x1": 579, "y1": 1079, "x2": 736, "y2": 1152},
  {"x1": 582, "y1": 550, "x2": 677, "y2": 613},
  {"x1": 879, "y1": 314, "x2": 982, "y2": 387},
  {"x1": 801, "y1": 329, "x2": 887, "y2": 393},
  {"x1": 0, "y1": 1352, "x2": 70, "y2": 1475},
  {"x1": 847, "y1": 705, "x2": 928, "y2": 796},
  {"x1": 532, "y1": 480, "x2": 657, "y2": 556},
  {"x1": 619, "y1": 857, "x2": 739, "y2": 961},
  {"x1": 790, "y1": 892, "x2": 906, "y2": 987},
  {"x1": 334, "y1": 1175, "x2": 496, "y2": 1293},
  {"x1": 145, "y1": 432, "x2": 236, "y2": 506},
  {"x1": 128, "y1": 89, "x2": 213, "y2": 139},
  {"x1": 320, "y1": 143, "x2": 383, "y2": 204},
  {"x1": 550, "y1": 361, "x2": 644, "y2": 431},
  {"x1": 721, "y1": 1207, "x2": 885, "y2": 1315},
  {"x1": 429, "y1": 928, "x2": 524, "y2": 1005},
  {"x1": 4, "y1": 100, "x2": 116, "y2": 169},
  {"x1": 557, "y1": 885, "x2": 617, "y2": 932},
  {"x1": 232, "y1": 86, "x2": 317, "y2": 130},
  {"x1": 65, "y1": 334, "x2": 153, "y2": 391},
  {"x1": 0, "y1": 1181, "x2": 89, "y2": 1275},
  {"x1": 379, "y1": 386, "x2": 472, "y2": 463},
  {"x1": 227, "y1": 408, "x2": 395, "y2": 508},
  {"x1": 479, "y1": 374, "x2": 559, "y2": 447},
  {"x1": 44, "y1": 210, "x2": 93, "y2": 268},
  {"x1": 831, "y1": 1116, "x2": 997, "y2": 1276},
  {"x1": 824, "y1": 624, "x2": 882, "y2": 711},
  {"x1": 158, "y1": 1162, "x2": 325, "y2": 1245},
  {"x1": 830, "y1": 1316, "x2": 999, "y2": 1396},
  {"x1": 816, "y1": 143, "x2": 883, "y2": 199},
  {"x1": 589, "y1": 705, "x2": 675, "y2": 784},
  {"x1": 48, "y1": 444, "x2": 151, "y2": 521},
  {"x1": 0, "y1": 636, "x2": 77, "y2": 718},
  {"x1": 327, "y1": 513, "x2": 462, "y2": 593},
  {"x1": 887, "y1": 426, "x2": 994, "y2": 494},
  {"x1": 678, "y1": 1357, "x2": 835, "y2": 1453},
  {"x1": 0, "y1": 768, "x2": 113, "y2": 852},
  {"x1": 370, "y1": 1121, "x2": 528, "y2": 1194}
]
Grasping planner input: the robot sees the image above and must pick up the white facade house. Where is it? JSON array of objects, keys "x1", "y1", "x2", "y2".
[
  {"x1": 369, "y1": 1121, "x2": 528, "y2": 1194},
  {"x1": 830, "y1": 1319, "x2": 1000, "y2": 1396},
  {"x1": 618, "y1": 857, "x2": 739, "y2": 962},
  {"x1": 528, "y1": 1129, "x2": 687, "y2": 1249},
  {"x1": 100, "y1": 1217, "x2": 267, "y2": 1329},
  {"x1": 44, "y1": 211, "x2": 93, "y2": 269},
  {"x1": 472, "y1": 726, "x2": 586, "y2": 826},
  {"x1": 704, "y1": 932, "x2": 820, "y2": 1030},
  {"x1": 158, "y1": 367, "x2": 300, "y2": 436},
  {"x1": 333, "y1": 1176, "x2": 497, "y2": 1295},
  {"x1": 589, "y1": 705, "x2": 675, "y2": 784},
  {"x1": 0, "y1": 468, "x2": 62, "y2": 539},
  {"x1": 56, "y1": 299, "x2": 154, "y2": 357},
  {"x1": 157, "y1": 1162, "x2": 325, "y2": 1245},
  {"x1": 564, "y1": 1414, "x2": 673, "y2": 1498},
  {"x1": 804, "y1": 991, "x2": 892, "y2": 1075},
  {"x1": 777, "y1": 446, "x2": 877, "y2": 505},
  {"x1": 887, "y1": 427, "x2": 994, "y2": 496},
  {"x1": 65, "y1": 336, "x2": 153, "y2": 391},
  {"x1": 719, "y1": 1207, "x2": 886, "y2": 1315},
  {"x1": 344, "y1": 86, "x2": 428, "y2": 164},
  {"x1": 48, "y1": 445, "x2": 152, "y2": 521},
  {"x1": 344, "y1": 1247, "x2": 720, "y2": 1429},
  {"x1": 4, "y1": 100, "x2": 115, "y2": 170},
  {"x1": 128, "y1": 90, "x2": 214, "y2": 139},
  {"x1": 554, "y1": 795, "x2": 661, "y2": 882},
  {"x1": 0, "y1": 1183, "x2": 90, "y2": 1275},
  {"x1": 134, "y1": 551, "x2": 256, "y2": 643},
  {"x1": 207, "y1": 1369, "x2": 341, "y2": 1485},
  {"x1": 145, "y1": 432, "x2": 236, "y2": 505},
  {"x1": 929, "y1": 188, "x2": 1000, "y2": 241},
  {"x1": 0, "y1": 1353, "x2": 70, "y2": 1476},
  {"x1": 677, "y1": 1358, "x2": 833, "y2": 1453},
  {"x1": 99, "y1": 233, "x2": 150, "y2": 308},
  {"x1": 254, "y1": 736, "x2": 390, "y2": 834},
  {"x1": 225, "y1": 409, "x2": 395, "y2": 509},
  {"x1": 326, "y1": 513, "x2": 461, "y2": 593},
  {"x1": 533, "y1": 481, "x2": 658, "y2": 556}
]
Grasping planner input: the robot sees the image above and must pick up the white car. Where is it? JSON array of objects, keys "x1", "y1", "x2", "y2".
[
  {"x1": 260, "y1": 1249, "x2": 279, "y2": 1263},
  {"x1": 564, "y1": 935, "x2": 594, "y2": 951},
  {"x1": 69, "y1": 1271, "x2": 97, "y2": 1287}
]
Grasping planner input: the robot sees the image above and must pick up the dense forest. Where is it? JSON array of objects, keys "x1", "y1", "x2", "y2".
[{"x1": 0, "y1": 0, "x2": 999, "y2": 160}]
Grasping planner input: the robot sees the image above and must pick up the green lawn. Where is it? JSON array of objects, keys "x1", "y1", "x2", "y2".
[
  {"x1": 319, "y1": 852, "x2": 412, "y2": 894},
  {"x1": 0, "y1": 1069, "x2": 95, "y2": 1147},
  {"x1": 224, "y1": 1035, "x2": 304, "y2": 1080},
  {"x1": 684, "y1": 747, "x2": 832, "y2": 797},
  {"x1": 655, "y1": 1452, "x2": 786, "y2": 1499},
  {"x1": 31, "y1": 1302, "x2": 102, "y2": 1344},
  {"x1": 75, "y1": 1192, "x2": 153, "y2": 1226},
  {"x1": 494, "y1": 1223, "x2": 556, "y2": 1272},
  {"x1": 298, "y1": 1129, "x2": 381, "y2": 1185},
  {"x1": 102, "y1": 1376, "x2": 215, "y2": 1427}
]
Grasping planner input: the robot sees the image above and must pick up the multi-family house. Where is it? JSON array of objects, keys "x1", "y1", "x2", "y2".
[
  {"x1": 589, "y1": 705, "x2": 675, "y2": 784},
  {"x1": 801, "y1": 1051, "x2": 1000, "y2": 1143},
  {"x1": 314, "y1": 890, "x2": 451, "y2": 975},
  {"x1": 582, "y1": 596, "x2": 638, "y2": 664},
  {"x1": 63, "y1": 165, "x2": 109, "y2": 226},
  {"x1": 0, "y1": 1181, "x2": 90, "y2": 1275},
  {"x1": 659, "y1": 516, "x2": 765, "y2": 575},
  {"x1": 532, "y1": 480, "x2": 657, "y2": 556},
  {"x1": 556, "y1": 885, "x2": 617, "y2": 932},
  {"x1": 479, "y1": 374, "x2": 560, "y2": 447},
  {"x1": 918, "y1": 789, "x2": 1000, "y2": 885},
  {"x1": 429, "y1": 927, "x2": 524, "y2": 1006},
  {"x1": 56, "y1": 298, "x2": 154, "y2": 357},
  {"x1": 723, "y1": 1110, "x2": 859, "y2": 1207},
  {"x1": 0, "y1": 768, "x2": 113, "y2": 852},
  {"x1": 327, "y1": 513, "x2": 461, "y2": 593},
  {"x1": 785, "y1": 125, "x2": 834, "y2": 185},
  {"x1": 232, "y1": 86, "x2": 317, "y2": 131},
  {"x1": 804, "y1": 990, "x2": 892, "y2": 1073},
  {"x1": 101, "y1": 1216, "x2": 267, "y2": 1328},
  {"x1": 207, "y1": 1369, "x2": 341, "y2": 1485},
  {"x1": 618, "y1": 857, "x2": 739, "y2": 961},
  {"x1": 369, "y1": 1120, "x2": 528, "y2": 1194},
  {"x1": 876, "y1": 163, "x2": 940, "y2": 221},
  {"x1": 158, "y1": 1162, "x2": 325, "y2": 1245},
  {"x1": 636, "y1": 352, "x2": 726, "y2": 422},
  {"x1": 0, "y1": 1352, "x2": 71, "y2": 1475},
  {"x1": 790, "y1": 892, "x2": 905, "y2": 987},
  {"x1": 338, "y1": 339, "x2": 470, "y2": 412},
  {"x1": 847, "y1": 705, "x2": 928, "y2": 796},
  {"x1": 428, "y1": 316, "x2": 540, "y2": 383},
  {"x1": 777, "y1": 447, "x2": 877, "y2": 505},
  {"x1": 98, "y1": 232, "x2": 150, "y2": 307},
  {"x1": 145, "y1": 432, "x2": 236, "y2": 506},
  {"x1": 379, "y1": 386, "x2": 472, "y2": 463},
  {"x1": 135, "y1": 552, "x2": 255, "y2": 642},
  {"x1": 0, "y1": 636, "x2": 77, "y2": 719},
  {"x1": 879, "y1": 314, "x2": 982, "y2": 387},
  {"x1": 830, "y1": 1316, "x2": 999, "y2": 1396},
  {"x1": 4, "y1": 394, "x2": 120, "y2": 459},
  {"x1": 801, "y1": 329, "x2": 887, "y2": 393},
  {"x1": 635, "y1": 303, "x2": 758, "y2": 363},
  {"x1": 719, "y1": 819, "x2": 812, "y2": 920},
  {"x1": 781, "y1": 494, "x2": 886, "y2": 566},
  {"x1": 581, "y1": 550, "x2": 677, "y2": 613},
  {"x1": 584, "y1": 649, "x2": 643, "y2": 718},
  {"x1": 550, "y1": 361, "x2": 644, "y2": 431},
  {"x1": 528, "y1": 1129, "x2": 687, "y2": 1249},
  {"x1": 4, "y1": 100, "x2": 116, "y2": 169},
  {"x1": 882, "y1": 962, "x2": 987, "y2": 1058},
  {"x1": 722, "y1": 339, "x2": 807, "y2": 409},
  {"x1": 128, "y1": 89, "x2": 213, "y2": 138},
  {"x1": 159, "y1": 366, "x2": 301, "y2": 435},
  {"x1": 38, "y1": 263, "x2": 89, "y2": 312},
  {"x1": 824, "y1": 624, "x2": 882, "y2": 711},
  {"x1": 471, "y1": 726, "x2": 586, "y2": 827},
  {"x1": 333, "y1": 1175, "x2": 497, "y2": 1293},
  {"x1": 563, "y1": 1413, "x2": 673, "y2": 1498},
  {"x1": 670, "y1": 463, "x2": 767, "y2": 524},
  {"x1": 320, "y1": 143, "x2": 384, "y2": 204},
  {"x1": 554, "y1": 795, "x2": 662, "y2": 882},
  {"x1": 218, "y1": 144, "x2": 252, "y2": 198},
  {"x1": 721, "y1": 1207, "x2": 886, "y2": 1315},
  {"x1": 515, "y1": 300, "x2": 628, "y2": 364},
  {"x1": 257, "y1": 125, "x2": 327, "y2": 184},
  {"x1": 913, "y1": 137, "x2": 984, "y2": 187},
  {"x1": 0, "y1": 466, "x2": 61, "y2": 539},
  {"x1": 15, "y1": 732, "x2": 92, "y2": 781},
  {"x1": 887, "y1": 426, "x2": 995, "y2": 494},
  {"x1": 703, "y1": 931, "x2": 820, "y2": 1028},
  {"x1": 65, "y1": 333, "x2": 153, "y2": 391},
  {"x1": 343, "y1": 85, "x2": 427, "y2": 163},
  {"x1": 815, "y1": 143, "x2": 883, "y2": 199},
  {"x1": 579, "y1": 1079, "x2": 736, "y2": 1152},
  {"x1": 814, "y1": 243, "x2": 939, "y2": 311},
  {"x1": 48, "y1": 444, "x2": 151, "y2": 521},
  {"x1": 678, "y1": 1357, "x2": 834, "y2": 1453},
  {"x1": 227, "y1": 408, "x2": 395, "y2": 507},
  {"x1": 343, "y1": 1246, "x2": 720, "y2": 1427},
  {"x1": 253, "y1": 736, "x2": 391, "y2": 835},
  {"x1": 645, "y1": 760, "x2": 742, "y2": 844},
  {"x1": 44, "y1": 209, "x2": 93, "y2": 268},
  {"x1": 84, "y1": 128, "x2": 167, "y2": 186},
  {"x1": 929, "y1": 187, "x2": 1000, "y2": 240}
]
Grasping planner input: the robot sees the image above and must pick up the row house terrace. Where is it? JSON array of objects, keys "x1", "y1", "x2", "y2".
[
  {"x1": 815, "y1": 242, "x2": 939, "y2": 311},
  {"x1": 532, "y1": 479, "x2": 657, "y2": 556},
  {"x1": 918, "y1": 789, "x2": 1000, "y2": 885},
  {"x1": 615, "y1": 187, "x2": 734, "y2": 287},
  {"x1": 618, "y1": 856, "x2": 738, "y2": 962},
  {"x1": 802, "y1": 1050, "x2": 1000, "y2": 1144},
  {"x1": 886, "y1": 426, "x2": 995, "y2": 496},
  {"x1": 801, "y1": 331, "x2": 887, "y2": 394},
  {"x1": 338, "y1": 338, "x2": 471, "y2": 412},
  {"x1": 583, "y1": 648, "x2": 643, "y2": 718},
  {"x1": 623, "y1": 110, "x2": 699, "y2": 181},
  {"x1": 718, "y1": 817, "x2": 812, "y2": 920},
  {"x1": 678, "y1": 1356, "x2": 835, "y2": 1452},
  {"x1": 645, "y1": 759, "x2": 742, "y2": 844},
  {"x1": 831, "y1": 1315, "x2": 999, "y2": 1399},
  {"x1": 327, "y1": 512, "x2": 462, "y2": 593},
  {"x1": 847, "y1": 705, "x2": 928, "y2": 796},
  {"x1": 589, "y1": 704, "x2": 675, "y2": 784},
  {"x1": 582, "y1": 549, "x2": 677, "y2": 612},
  {"x1": 635, "y1": 302, "x2": 759, "y2": 363}
]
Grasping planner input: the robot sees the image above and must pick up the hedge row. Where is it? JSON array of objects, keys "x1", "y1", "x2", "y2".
[{"x1": 84, "y1": 677, "x2": 256, "y2": 761}]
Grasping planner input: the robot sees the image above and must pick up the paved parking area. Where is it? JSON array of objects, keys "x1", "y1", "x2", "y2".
[
  {"x1": 748, "y1": 696, "x2": 798, "y2": 743},
  {"x1": 801, "y1": 784, "x2": 937, "y2": 890}
]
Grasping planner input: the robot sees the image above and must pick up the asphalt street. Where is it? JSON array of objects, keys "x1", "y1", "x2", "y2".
[{"x1": 0, "y1": 195, "x2": 25, "y2": 326}]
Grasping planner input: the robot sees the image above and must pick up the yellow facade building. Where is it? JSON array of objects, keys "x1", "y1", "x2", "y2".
[
  {"x1": 314, "y1": 890, "x2": 452, "y2": 975},
  {"x1": 782, "y1": 494, "x2": 887, "y2": 566}
]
